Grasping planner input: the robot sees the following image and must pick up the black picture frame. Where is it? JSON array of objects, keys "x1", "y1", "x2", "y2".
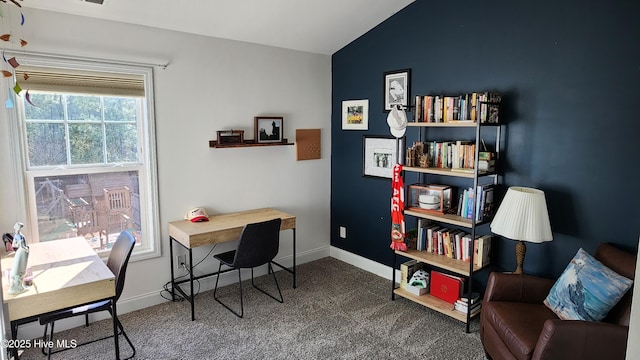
[
  {"x1": 254, "y1": 116, "x2": 284, "y2": 143},
  {"x1": 383, "y1": 69, "x2": 411, "y2": 112},
  {"x1": 362, "y1": 135, "x2": 403, "y2": 179}
]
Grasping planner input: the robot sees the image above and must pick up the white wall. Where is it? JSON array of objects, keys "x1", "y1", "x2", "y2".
[{"x1": 0, "y1": 8, "x2": 332, "y2": 336}]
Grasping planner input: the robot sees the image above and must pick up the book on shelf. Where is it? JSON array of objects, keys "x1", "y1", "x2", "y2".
[
  {"x1": 454, "y1": 185, "x2": 494, "y2": 222},
  {"x1": 459, "y1": 292, "x2": 481, "y2": 304},
  {"x1": 400, "y1": 260, "x2": 423, "y2": 290},
  {"x1": 478, "y1": 184, "x2": 495, "y2": 222},
  {"x1": 475, "y1": 184, "x2": 493, "y2": 222},
  {"x1": 455, "y1": 299, "x2": 482, "y2": 309},
  {"x1": 416, "y1": 218, "x2": 429, "y2": 251},
  {"x1": 457, "y1": 187, "x2": 475, "y2": 219},
  {"x1": 426, "y1": 225, "x2": 439, "y2": 253},
  {"x1": 443, "y1": 230, "x2": 453, "y2": 258},
  {"x1": 454, "y1": 299, "x2": 482, "y2": 316},
  {"x1": 474, "y1": 234, "x2": 492, "y2": 267}
]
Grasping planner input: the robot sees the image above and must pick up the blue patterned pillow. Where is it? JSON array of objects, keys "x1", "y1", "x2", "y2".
[{"x1": 544, "y1": 248, "x2": 633, "y2": 321}]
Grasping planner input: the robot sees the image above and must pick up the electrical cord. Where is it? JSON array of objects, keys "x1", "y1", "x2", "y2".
[{"x1": 160, "y1": 244, "x2": 217, "y2": 302}]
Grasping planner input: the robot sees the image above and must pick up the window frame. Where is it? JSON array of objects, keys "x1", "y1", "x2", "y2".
[{"x1": 6, "y1": 54, "x2": 161, "y2": 262}]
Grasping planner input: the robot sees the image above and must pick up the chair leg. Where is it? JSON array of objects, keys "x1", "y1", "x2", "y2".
[
  {"x1": 113, "y1": 300, "x2": 120, "y2": 360},
  {"x1": 41, "y1": 313, "x2": 135, "y2": 360},
  {"x1": 114, "y1": 314, "x2": 136, "y2": 360},
  {"x1": 213, "y1": 262, "x2": 222, "y2": 298},
  {"x1": 42, "y1": 321, "x2": 55, "y2": 360},
  {"x1": 41, "y1": 322, "x2": 48, "y2": 356},
  {"x1": 214, "y1": 264, "x2": 244, "y2": 318},
  {"x1": 251, "y1": 263, "x2": 283, "y2": 303}
]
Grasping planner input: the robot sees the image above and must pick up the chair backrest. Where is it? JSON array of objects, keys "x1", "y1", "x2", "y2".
[
  {"x1": 595, "y1": 242, "x2": 636, "y2": 326},
  {"x1": 231, "y1": 218, "x2": 282, "y2": 269},
  {"x1": 106, "y1": 231, "x2": 136, "y2": 302}
]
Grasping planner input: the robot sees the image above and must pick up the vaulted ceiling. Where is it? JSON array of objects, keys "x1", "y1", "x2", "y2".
[{"x1": 21, "y1": 0, "x2": 415, "y2": 55}]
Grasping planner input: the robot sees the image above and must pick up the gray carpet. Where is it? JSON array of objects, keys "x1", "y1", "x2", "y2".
[{"x1": 19, "y1": 257, "x2": 487, "y2": 359}]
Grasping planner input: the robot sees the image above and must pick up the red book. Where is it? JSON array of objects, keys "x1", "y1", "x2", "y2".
[{"x1": 430, "y1": 270, "x2": 464, "y2": 304}]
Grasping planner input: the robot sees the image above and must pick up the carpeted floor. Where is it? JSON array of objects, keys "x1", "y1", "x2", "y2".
[{"x1": 19, "y1": 257, "x2": 487, "y2": 359}]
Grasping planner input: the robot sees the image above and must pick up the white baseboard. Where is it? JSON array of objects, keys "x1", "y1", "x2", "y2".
[
  {"x1": 329, "y1": 246, "x2": 400, "y2": 281},
  {"x1": 15, "y1": 245, "x2": 331, "y2": 340}
]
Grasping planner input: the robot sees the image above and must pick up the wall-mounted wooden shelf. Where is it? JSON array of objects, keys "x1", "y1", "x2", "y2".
[{"x1": 209, "y1": 139, "x2": 294, "y2": 148}]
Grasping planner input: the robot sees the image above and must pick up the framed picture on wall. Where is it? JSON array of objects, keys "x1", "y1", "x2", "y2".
[
  {"x1": 362, "y1": 135, "x2": 402, "y2": 179},
  {"x1": 341, "y1": 99, "x2": 369, "y2": 130},
  {"x1": 383, "y1": 69, "x2": 411, "y2": 111},
  {"x1": 255, "y1": 116, "x2": 284, "y2": 143}
]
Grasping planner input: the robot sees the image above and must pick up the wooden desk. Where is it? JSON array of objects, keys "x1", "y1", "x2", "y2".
[
  {"x1": 2, "y1": 237, "x2": 115, "y2": 357},
  {"x1": 2, "y1": 237, "x2": 115, "y2": 322},
  {"x1": 168, "y1": 208, "x2": 296, "y2": 321}
]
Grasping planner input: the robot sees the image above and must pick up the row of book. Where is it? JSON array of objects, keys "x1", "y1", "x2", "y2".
[
  {"x1": 456, "y1": 184, "x2": 495, "y2": 222},
  {"x1": 429, "y1": 140, "x2": 476, "y2": 170},
  {"x1": 415, "y1": 220, "x2": 491, "y2": 267},
  {"x1": 413, "y1": 92, "x2": 502, "y2": 124},
  {"x1": 406, "y1": 140, "x2": 498, "y2": 174}
]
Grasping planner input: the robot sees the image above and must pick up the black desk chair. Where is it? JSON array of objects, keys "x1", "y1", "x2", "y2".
[
  {"x1": 213, "y1": 218, "x2": 284, "y2": 318},
  {"x1": 38, "y1": 231, "x2": 136, "y2": 360}
]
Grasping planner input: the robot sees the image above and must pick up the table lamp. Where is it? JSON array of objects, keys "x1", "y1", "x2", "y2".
[{"x1": 490, "y1": 187, "x2": 553, "y2": 274}]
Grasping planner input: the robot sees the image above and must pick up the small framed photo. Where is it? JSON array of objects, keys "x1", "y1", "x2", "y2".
[
  {"x1": 383, "y1": 69, "x2": 411, "y2": 111},
  {"x1": 254, "y1": 116, "x2": 284, "y2": 143},
  {"x1": 341, "y1": 99, "x2": 368, "y2": 130},
  {"x1": 362, "y1": 135, "x2": 402, "y2": 179}
]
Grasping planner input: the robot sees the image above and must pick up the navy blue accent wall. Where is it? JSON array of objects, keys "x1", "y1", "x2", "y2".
[{"x1": 331, "y1": 0, "x2": 640, "y2": 279}]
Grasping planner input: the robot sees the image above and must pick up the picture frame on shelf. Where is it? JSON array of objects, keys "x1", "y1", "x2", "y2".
[
  {"x1": 254, "y1": 116, "x2": 284, "y2": 143},
  {"x1": 341, "y1": 99, "x2": 369, "y2": 130},
  {"x1": 362, "y1": 135, "x2": 403, "y2": 179},
  {"x1": 383, "y1": 69, "x2": 411, "y2": 111}
]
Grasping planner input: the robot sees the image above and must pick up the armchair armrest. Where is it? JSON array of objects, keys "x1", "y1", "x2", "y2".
[
  {"x1": 532, "y1": 319, "x2": 629, "y2": 360},
  {"x1": 484, "y1": 272, "x2": 555, "y2": 303}
]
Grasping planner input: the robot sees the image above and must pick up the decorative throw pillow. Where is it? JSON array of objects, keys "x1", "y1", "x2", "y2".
[{"x1": 544, "y1": 248, "x2": 633, "y2": 321}]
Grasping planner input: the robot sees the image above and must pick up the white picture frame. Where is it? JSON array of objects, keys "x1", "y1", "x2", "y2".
[{"x1": 342, "y1": 99, "x2": 369, "y2": 130}]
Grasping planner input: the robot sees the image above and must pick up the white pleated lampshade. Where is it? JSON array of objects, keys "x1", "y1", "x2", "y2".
[{"x1": 490, "y1": 187, "x2": 553, "y2": 243}]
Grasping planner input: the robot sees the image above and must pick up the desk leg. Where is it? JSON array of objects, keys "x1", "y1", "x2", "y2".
[
  {"x1": 292, "y1": 228, "x2": 297, "y2": 289},
  {"x1": 168, "y1": 237, "x2": 197, "y2": 321},
  {"x1": 169, "y1": 237, "x2": 176, "y2": 301},
  {"x1": 112, "y1": 300, "x2": 120, "y2": 360},
  {"x1": 189, "y1": 248, "x2": 195, "y2": 321}
]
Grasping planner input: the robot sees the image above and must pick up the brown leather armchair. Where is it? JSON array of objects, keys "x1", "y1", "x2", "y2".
[{"x1": 480, "y1": 243, "x2": 636, "y2": 360}]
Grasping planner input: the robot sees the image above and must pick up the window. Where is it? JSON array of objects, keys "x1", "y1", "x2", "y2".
[{"x1": 8, "y1": 54, "x2": 160, "y2": 260}]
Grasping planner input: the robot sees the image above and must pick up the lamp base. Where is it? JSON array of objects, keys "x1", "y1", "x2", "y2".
[{"x1": 514, "y1": 240, "x2": 526, "y2": 274}]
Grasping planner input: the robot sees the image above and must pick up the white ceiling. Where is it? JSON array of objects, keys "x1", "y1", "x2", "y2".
[{"x1": 20, "y1": 0, "x2": 415, "y2": 55}]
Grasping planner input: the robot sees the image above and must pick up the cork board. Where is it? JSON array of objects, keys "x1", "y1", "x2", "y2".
[{"x1": 296, "y1": 129, "x2": 321, "y2": 160}]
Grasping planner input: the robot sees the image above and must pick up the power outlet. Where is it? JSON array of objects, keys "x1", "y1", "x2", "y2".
[
  {"x1": 176, "y1": 254, "x2": 186, "y2": 270},
  {"x1": 339, "y1": 226, "x2": 347, "y2": 239}
]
